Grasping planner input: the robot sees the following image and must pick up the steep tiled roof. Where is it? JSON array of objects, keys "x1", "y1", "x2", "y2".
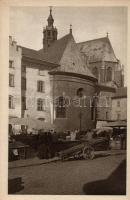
[
  {"x1": 38, "y1": 34, "x2": 71, "y2": 64},
  {"x1": 77, "y1": 37, "x2": 118, "y2": 63},
  {"x1": 112, "y1": 87, "x2": 127, "y2": 98},
  {"x1": 22, "y1": 47, "x2": 43, "y2": 60},
  {"x1": 21, "y1": 47, "x2": 58, "y2": 67},
  {"x1": 21, "y1": 33, "x2": 97, "y2": 80},
  {"x1": 41, "y1": 33, "x2": 96, "y2": 79}
]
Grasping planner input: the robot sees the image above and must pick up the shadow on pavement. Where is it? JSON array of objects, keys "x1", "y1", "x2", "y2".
[
  {"x1": 83, "y1": 159, "x2": 126, "y2": 195},
  {"x1": 8, "y1": 177, "x2": 24, "y2": 194}
]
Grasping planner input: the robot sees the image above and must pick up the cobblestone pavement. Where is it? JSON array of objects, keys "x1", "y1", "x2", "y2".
[{"x1": 8, "y1": 150, "x2": 126, "y2": 195}]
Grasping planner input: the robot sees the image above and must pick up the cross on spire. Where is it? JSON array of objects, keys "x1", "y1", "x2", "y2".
[
  {"x1": 106, "y1": 32, "x2": 109, "y2": 38},
  {"x1": 49, "y1": 6, "x2": 52, "y2": 14},
  {"x1": 70, "y1": 24, "x2": 72, "y2": 34}
]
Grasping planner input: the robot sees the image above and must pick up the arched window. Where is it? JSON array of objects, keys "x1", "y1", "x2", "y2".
[
  {"x1": 92, "y1": 67, "x2": 98, "y2": 79},
  {"x1": 56, "y1": 96, "x2": 66, "y2": 118},
  {"x1": 77, "y1": 88, "x2": 84, "y2": 98},
  {"x1": 106, "y1": 67, "x2": 112, "y2": 82}
]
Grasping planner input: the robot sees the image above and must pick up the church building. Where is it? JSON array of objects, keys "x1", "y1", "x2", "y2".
[{"x1": 9, "y1": 8, "x2": 123, "y2": 133}]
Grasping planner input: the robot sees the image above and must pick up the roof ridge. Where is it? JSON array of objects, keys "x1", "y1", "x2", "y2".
[
  {"x1": 21, "y1": 46, "x2": 39, "y2": 53},
  {"x1": 77, "y1": 37, "x2": 107, "y2": 44}
]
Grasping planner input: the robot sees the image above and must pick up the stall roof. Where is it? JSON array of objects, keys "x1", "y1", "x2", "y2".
[
  {"x1": 103, "y1": 121, "x2": 127, "y2": 128},
  {"x1": 9, "y1": 117, "x2": 55, "y2": 130}
]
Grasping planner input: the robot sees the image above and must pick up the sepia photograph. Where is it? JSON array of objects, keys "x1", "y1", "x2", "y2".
[{"x1": 7, "y1": 5, "x2": 127, "y2": 195}]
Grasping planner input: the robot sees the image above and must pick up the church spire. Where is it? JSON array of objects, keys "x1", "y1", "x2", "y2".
[
  {"x1": 47, "y1": 6, "x2": 54, "y2": 27},
  {"x1": 70, "y1": 24, "x2": 72, "y2": 34},
  {"x1": 43, "y1": 7, "x2": 58, "y2": 51}
]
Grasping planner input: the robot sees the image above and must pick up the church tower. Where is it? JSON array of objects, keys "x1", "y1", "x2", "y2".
[{"x1": 43, "y1": 7, "x2": 58, "y2": 51}]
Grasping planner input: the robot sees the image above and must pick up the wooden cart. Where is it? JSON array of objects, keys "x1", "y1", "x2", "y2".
[
  {"x1": 58, "y1": 141, "x2": 95, "y2": 160},
  {"x1": 58, "y1": 137, "x2": 109, "y2": 161}
]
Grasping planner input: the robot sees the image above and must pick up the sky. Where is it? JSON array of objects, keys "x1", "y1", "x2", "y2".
[{"x1": 10, "y1": 6, "x2": 127, "y2": 82}]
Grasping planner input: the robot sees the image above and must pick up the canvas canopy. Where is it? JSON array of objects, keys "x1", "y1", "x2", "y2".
[{"x1": 9, "y1": 117, "x2": 55, "y2": 130}]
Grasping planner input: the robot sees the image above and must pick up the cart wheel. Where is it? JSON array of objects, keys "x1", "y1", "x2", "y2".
[{"x1": 83, "y1": 146, "x2": 95, "y2": 160}]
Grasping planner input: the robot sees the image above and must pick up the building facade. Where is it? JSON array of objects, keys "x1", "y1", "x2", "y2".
[
  {"x1": 111, "y1": 87, "x2": 127, "y2": 121},
  {"x1": 9, "y1": 36, "x2": 22, "y2": 119}
]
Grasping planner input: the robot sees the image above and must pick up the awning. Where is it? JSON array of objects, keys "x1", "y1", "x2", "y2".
[
  {"x1": 9, "y1": 117, "x2": 55, "y2": 130},
  {"x1": 94, "y1": 127, "x2": 113, "y2": 134},
  {"x1": 103, "y1": 121, "x2": 127, "y2": 128}
]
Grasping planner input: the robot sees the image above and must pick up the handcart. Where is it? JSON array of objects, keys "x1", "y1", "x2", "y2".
[
  {"x1": 58, "y1": 137, "x2": 109, "y2": 161},
  {"x1": 58, "y1": 141, "x2": 95, "y2": 160}
]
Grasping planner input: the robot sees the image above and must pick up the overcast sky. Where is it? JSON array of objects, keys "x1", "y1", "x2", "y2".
[{"x1": 10, "y1": 6, "x2": 127, "y2": 80}]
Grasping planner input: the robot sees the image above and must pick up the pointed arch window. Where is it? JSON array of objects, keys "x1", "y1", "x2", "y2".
[
  {"x1": 56, "y1": 96, "x2": 66, "y2": 118},
  {"x1": 106, "y1": 67, "x2": 112, "y2": 82}
]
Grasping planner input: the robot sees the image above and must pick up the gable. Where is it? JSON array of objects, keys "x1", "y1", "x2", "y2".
[{"x1": 77, "y1": 37, "x2": 118, "y2": 63}]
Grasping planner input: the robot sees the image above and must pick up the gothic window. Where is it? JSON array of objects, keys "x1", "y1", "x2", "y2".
[
  {"x1": 37, "y1": 98, "x2": 45, "y2": 111},
  {"x1": 56, "y1": 96, "x2": 66, "y2": 118},
  {"x1": 9, "y1": 73, "x2": 14, "y2": 87},
  {"x1": 37, "y1": 81, "x2": 45, "y2": 93},
  {"x1": 106, "y1": 67, "x2": 112, "y2": 82},
  {"x1": 92, "y1": 67, "x2": 98, "y2": 79},
  {"x1": 9, "y1": 95, "x2": 14, "y2": 109}
]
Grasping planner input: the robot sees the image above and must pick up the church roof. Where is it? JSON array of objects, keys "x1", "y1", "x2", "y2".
[
  {"x1": 38, "y1": 33, "x2": 96, "y2": 80},
  {"x1": 38, "y1": 34, "x2": 71, "y2": 64},
  {"x1": 21, "y1": 33, "x2": 96, "y2": 80},
  {"x1": 22, "y1": 47, "x2": 42, "y2": 60},
  {"x1": 77, "y1": 37, "x2": 118, "y2": 63},
  {"x1": 21, "y1": 47, "x2": 58, "y2": 67}
]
